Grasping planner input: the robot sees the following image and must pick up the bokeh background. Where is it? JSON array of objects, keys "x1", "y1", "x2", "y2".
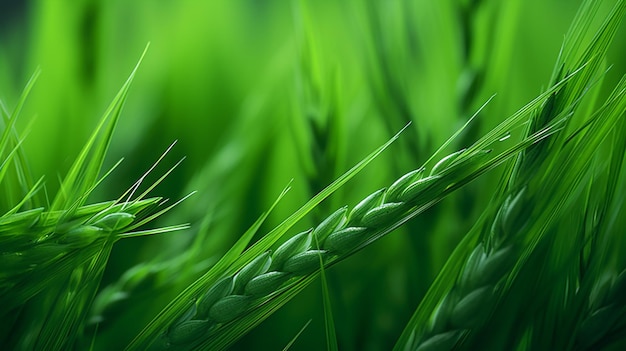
[{"x1": 1, "y1": 0, "x2": 625, "y2": 349}]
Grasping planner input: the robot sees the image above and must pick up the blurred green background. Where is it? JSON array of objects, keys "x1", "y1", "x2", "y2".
[{"x1": 1, "y1": 0, "x2": 624, "y2": 349}]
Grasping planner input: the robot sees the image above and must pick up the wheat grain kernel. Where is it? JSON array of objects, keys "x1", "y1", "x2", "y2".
[
  {"x1": 168, "y1": 320, "x2": 210, "y2": 345},
  {"x1": 93, "y1": 212, "x2": 135, "y2": 231},
  {"x1": 208, "y1": 295, "x2": 253, "y2": 323},
  {"x1": 500, "y1": 189, "x2": 527, "y2": 235},
  {"x1": 450, "y1": 286, "x2": 492, "y2": 328},
  {"x1": 458, "y1": 244, "x2": 486, "y2": 290},
  {"x1": 386, "y1": 168, "x2": 424, "y2": 202},
  {"x1": 398, "y1": 176, "x2": 441, "y2": 203},
  {"x1": 348, "y1": 189, "x2": 385, "y2": 224},
  {"x1": 475, "y1": 246, "x2": 512, "y2": 287},
  {"x1": 429, "y1": 292, "x2": 454, "y2": 335},
  {"x1": 312, "y1": 206, "x2": 348, "y2": 243},
  {"x1": 323, "y1": 227, "x2": 369, "y2": 253},
  {"x1": 234, "y1": 251, "x2": 272, "y2": 293},
  {"x1": 171, "y1": 303, "x2": 197, "y2": 330},
  {"x1": 282, "y1": 250, "x2": 327, "y2": 275},
  {"x1": 271, "y1": 230, "x2": 312, "y2": 270},
  {"x1": 244, "y1": 271, "x2": 291, "y2": 297},
  {"x1": 430, "y1": 149, "x2": 467, "y2": 175},
  {"x1": 360, "y1": 202, "x2": 405, "y2": 228},
  {"x1": 58, "y1": 225, "x2": 102, "y2": 248},
  {"x1": 197, "y1": 276, "x2": 234, "y2": 319}
]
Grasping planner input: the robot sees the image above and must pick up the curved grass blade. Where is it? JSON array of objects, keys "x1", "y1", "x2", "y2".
[{"x1": 50, "y1": 44, "x2": 149, "y2": 212}]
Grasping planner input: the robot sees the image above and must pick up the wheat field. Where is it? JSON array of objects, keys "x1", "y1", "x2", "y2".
[{"x1": 1, "y1": 0, "x2": 626, "y2": 350}]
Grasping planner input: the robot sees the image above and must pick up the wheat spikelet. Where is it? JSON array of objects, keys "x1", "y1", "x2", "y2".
[
  {"x1": 405, "y1": 189, "x2": 525, "y2": 351},
  {"x1": 0, "y1": 198, "x2": 161, "y2": 312}
]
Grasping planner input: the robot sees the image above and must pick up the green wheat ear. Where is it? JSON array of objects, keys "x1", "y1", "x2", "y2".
[
  {"x1": 0, "y1": 44, "x2": 190, "y2": 350},
  {"x1": 395, "y1": 1, "x2": 626, "y2": 349}
]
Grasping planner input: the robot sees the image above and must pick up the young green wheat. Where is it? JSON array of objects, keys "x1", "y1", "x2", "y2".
[{"x1": 144, "y1": 147, "x2": 492, "y2": 350}]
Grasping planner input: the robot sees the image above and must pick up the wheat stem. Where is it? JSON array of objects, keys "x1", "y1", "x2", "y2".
[{"x1": 150, "y1": 148, "x2": 491, "y2": 350}]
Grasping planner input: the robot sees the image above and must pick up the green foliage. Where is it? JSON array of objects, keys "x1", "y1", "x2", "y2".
[{"x1": 1, "y1": 0, "x2": 626, "y2": 350}]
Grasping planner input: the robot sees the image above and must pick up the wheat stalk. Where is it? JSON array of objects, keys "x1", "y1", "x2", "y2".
[
  {"x1": 0, "y1": 198, "x2": 162, "y2": 312},
  {"x1": 397, "y1": 1, "x2": 626, "y2": 348},
  {"x1": 402, "y1": 84, "x2": 623, "y2": 351},
  {"x1": 403, "y1": 188, "x2": 527, "y2": 351},
  {"x1": 145, "y1": 147, "x2": 493, "y2": 350},
  {"x1": 399, "y1": 92, "x2": 566, "y2": 351}
]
